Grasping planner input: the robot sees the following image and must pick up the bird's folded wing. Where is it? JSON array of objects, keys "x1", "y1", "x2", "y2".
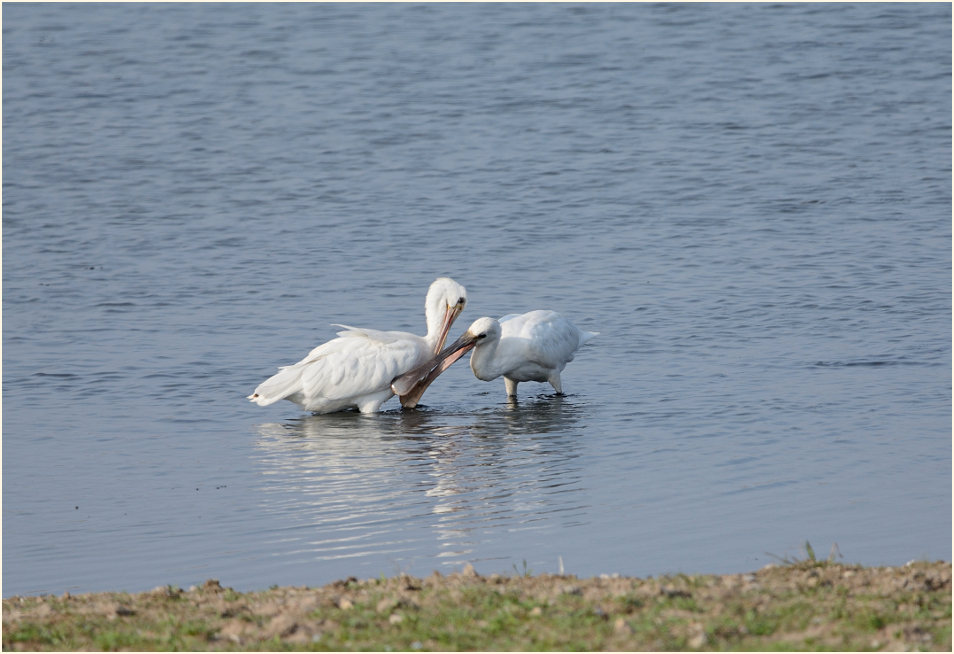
[
  {"x1": 331, "y1": 324, "x2": 416, "y2": 344},
  {"x1": 297, "y1": 333, "x2": 423, "y2": 401}
]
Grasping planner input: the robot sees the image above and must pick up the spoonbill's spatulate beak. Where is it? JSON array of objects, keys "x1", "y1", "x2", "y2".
[{"x1": 434, "y1": 299, "x2": 466, "y2": 354}]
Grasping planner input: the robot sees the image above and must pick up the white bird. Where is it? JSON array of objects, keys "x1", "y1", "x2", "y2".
[
  {"x1": 248, "y1": 277, "x2": 467, "y2": 414},
  {"x1": 392, "y1": 309, "x2": 597, "y2": 407}
]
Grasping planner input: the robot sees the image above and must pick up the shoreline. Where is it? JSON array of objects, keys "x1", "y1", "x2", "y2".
[{"x1": 4, "y1": 560, "x2": 950, "y2": 651}]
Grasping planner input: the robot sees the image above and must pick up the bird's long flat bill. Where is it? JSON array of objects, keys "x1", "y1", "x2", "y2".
[
  {"x1": 391, "y1": 332, "x2": 477, "y2": 408},
  {"x1": 435, "y1": 299, "x2": 466, "y2": 354}
]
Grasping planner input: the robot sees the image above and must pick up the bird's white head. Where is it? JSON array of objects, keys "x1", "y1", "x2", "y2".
[
  {"x1": 424, "y1": 277, "x2": 468, "y2": 353},
  {"x1": 462, "y1": 317, "x2": 501, "y2": 346}
]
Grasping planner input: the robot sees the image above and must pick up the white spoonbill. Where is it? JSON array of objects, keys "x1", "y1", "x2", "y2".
[
  {"x1": 248, "y1": 277, "x2": 467, "y2": 414},
  {"x1": 392, "y1": 309, "x2": 597, "y2": 407}
]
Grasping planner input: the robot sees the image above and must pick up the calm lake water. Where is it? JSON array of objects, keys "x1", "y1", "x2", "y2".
[{"x1": 3, "y1": 3, "x2": 950, "y2": 597}]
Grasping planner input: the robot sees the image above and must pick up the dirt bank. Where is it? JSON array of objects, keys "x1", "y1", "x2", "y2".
[{"x1": 3, "y1": 560, "x2": 950, "y2": 651}]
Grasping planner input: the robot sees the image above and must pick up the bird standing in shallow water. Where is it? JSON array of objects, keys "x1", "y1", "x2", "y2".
[
  {"x1": 392, "y1": 309, "x2": 597, "y2": 408},
  {"x1": 248, "y1": 277, "x2": 467, "y2": 414}
]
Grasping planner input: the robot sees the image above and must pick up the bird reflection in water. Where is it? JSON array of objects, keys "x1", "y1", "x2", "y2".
[{"x1": 252, "y1": 398, "x2": 588, "y2": 574}]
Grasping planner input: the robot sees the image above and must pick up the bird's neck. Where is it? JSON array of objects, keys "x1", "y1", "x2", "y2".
[
  {"x1": 423, "y1": 303, "x2": 445, "y2": 350},
  {"x1": 470, "y1": 340, "x2": 504, "y2": 381}
]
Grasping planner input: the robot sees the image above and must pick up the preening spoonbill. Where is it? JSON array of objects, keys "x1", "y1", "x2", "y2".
[
  {"x1": 248, "y1": 277, "x2": 467, "y2": 414},
  {"x1": 392, "y1": 309, "x2": 597, "y2": 407}
]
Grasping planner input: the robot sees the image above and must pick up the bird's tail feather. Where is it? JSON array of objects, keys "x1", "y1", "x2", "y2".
[
  {"x1": 580, "y1": 330, "x2": 599, "y2": 346},
  {"x1": 248, "y1": 365, "x2": 302, "y2": 406}
]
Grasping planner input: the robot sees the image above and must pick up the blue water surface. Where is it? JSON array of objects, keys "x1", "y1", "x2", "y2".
[{"x1": 3, "y1": 3, "x2": 950, "y2": 596}]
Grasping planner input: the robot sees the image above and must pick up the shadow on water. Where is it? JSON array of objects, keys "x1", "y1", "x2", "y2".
[{"x1": 250, "y1": 397, "x2": 591, "y2": 572}]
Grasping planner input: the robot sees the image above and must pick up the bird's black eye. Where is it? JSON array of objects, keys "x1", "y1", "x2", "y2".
[{"x1": 476, "y1": 332, "x2": 487, "y2": 340}]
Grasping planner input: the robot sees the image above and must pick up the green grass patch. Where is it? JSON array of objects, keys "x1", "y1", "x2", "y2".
[{"x1": 3, "y1": 562, "x2": 950, "y2": 651}]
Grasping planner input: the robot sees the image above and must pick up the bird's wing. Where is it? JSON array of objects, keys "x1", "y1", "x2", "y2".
[
  {"x1": 519, "y1": 312, "x2": 584, "y2": 368},
  {"x1": 296, "y1": 331, "x2": 427, "y2": 402},
  {"x1": 330, "y1": 324, "x2": 417, "y2": 344}
]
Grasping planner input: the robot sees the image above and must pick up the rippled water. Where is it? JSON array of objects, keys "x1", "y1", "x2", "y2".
[{"x1": 3, "y1": 3, "x2": 950, "y2": 596}]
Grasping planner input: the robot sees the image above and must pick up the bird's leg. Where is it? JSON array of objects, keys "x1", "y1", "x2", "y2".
[
  {"x1": 504, "y1": 377, "x2": 519, "y2": 398},
  {"x1": 356, "y1": 391, "x2": 390, "y2": 414},
  {"x1": 548, "y1": 373, "x2": 563, "y2": 395}
]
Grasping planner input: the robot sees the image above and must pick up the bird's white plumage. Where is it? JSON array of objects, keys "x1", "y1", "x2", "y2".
[
  {"x1": 248, "y1": 278, "x2": 467, "y2": 414},
  {"x1": 469, "y1": 310, "x2": 597, "y2": 396}
]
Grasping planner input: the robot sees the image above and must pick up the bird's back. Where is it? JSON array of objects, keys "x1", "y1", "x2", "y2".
[
  {"x1": 499, "y1": 310, "x2": 596, "y2": 372},
  {"x1": 249, "y1": 326, "x2": 429, "y2": 410}
]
